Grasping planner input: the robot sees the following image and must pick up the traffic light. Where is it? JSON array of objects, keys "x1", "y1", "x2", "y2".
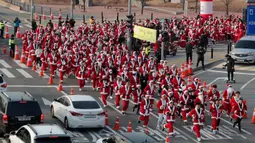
[{"x1": 126, "y1": 15, "x2": 133, "y2": 29}]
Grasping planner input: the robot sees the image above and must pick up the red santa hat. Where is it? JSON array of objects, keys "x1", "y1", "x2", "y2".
[
  {"x1": 199, "y1": 86, "x2": 203, "y2": 88},
  {"x1": 137, "y1": 84, "x2": 141, "y2": 88},
  {"x1": 226, "y1": 84, "x2": 232, "y2": 87},
  {"x1": 194, "y1": 78, "x2": 199, "y2": 81}
]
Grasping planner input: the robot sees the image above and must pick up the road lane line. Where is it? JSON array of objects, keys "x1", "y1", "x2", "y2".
[
  {"x1": 0, "y1": 60, "x2": 11, "y2": 68},
  {"x1": 105, "y1": 126, "x2": 131, "y2": 143},
  {"x1": 16, "y1": 69, "x2": 33, "y2": 78},
  {"x1": 240, "y1": 77, "x2": 255, "y2": 90},
  {"x1": 207, "y1": 77, "x2": 226, "y2": 86},
  {"x1": 208, "y1": 69, "x2": 255, "y2": 76},
  {"x1": 98, "y1": 97, "x2": 123, "y2": 115},
  {"x1": 14, "y1": 60, "x2": 28, "y2": 68},
  {"x1": 25, "y1": 24, "x2": 32, "y2": 28},
  {"x1": 35, "y1": 69, "x2": 49, "y2": 78},
  {"x1": 92, "y1": 131, "x2": 103, "y2": 140},
  {"x1": 150, "y1": 112, "x2": 199, "y2": 143},
  {"x1": 88, "y1": 132, "x2": 97, "y2": 142},
  {"x1": 222, "y1": 125, "x2": 247, "y2": 139},
  {"x1": 0, "y1": 68, "x2": 15, "y2": 78}
]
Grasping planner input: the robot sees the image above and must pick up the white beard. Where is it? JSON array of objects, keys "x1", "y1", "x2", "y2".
[{"x1": 227, "y1": 88, "x2": 234, "y2": 97}]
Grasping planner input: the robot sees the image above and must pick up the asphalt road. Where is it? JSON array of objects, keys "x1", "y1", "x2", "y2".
[{"x1": 1, "y1": 5, "x2": 255, "y2": 143}]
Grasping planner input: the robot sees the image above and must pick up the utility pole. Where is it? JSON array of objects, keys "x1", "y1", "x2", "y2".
[
  {"x1": 127, "y1": 0, "x2": 132, "y2": 51},
  {"x1": 71, "y1": 0, "x2": 74, "y2": 19},
  {"x1": 31, "y1": 0, "x2": 34, "y2": 27},
  {"x1": 161, "y1": 24, "x2": 165, "y2": 61}
]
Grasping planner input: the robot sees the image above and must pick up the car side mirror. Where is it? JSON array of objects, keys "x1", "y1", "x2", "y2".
[{"x1": 53, "y1": 99, "x2": 58, "y2": 102}]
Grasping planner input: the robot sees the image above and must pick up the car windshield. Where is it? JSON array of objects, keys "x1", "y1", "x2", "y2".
[
  {"x1": 7, "y1": 101, "x2": 42, "y2": 116},
  {"x1": 235, "y1": 40, "x2": 255, "y2": 49},
  {"x1": 35, "y1": 137, "x2": 72, "y2": 143},
  {"x1": 0, "y1": 76, "x2": 3, "y2": 83},
  {"x1": 72, "y1": 101, "x2": 100, "y2": 109}
]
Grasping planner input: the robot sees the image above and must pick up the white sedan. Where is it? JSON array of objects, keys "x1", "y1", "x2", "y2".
[
  {"x1": 51, "y1": 95, "x2": 106, "y2": 129},
  {"x1": 0, "y1": 74, "x2": 7, "y2": 92}
]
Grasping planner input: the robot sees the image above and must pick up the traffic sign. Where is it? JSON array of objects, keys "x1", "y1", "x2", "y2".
[{"x1": 247, "y1": 6, "x2": 255, "y2": 35}]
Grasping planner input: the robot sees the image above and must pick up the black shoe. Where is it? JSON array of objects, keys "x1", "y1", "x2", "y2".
[
  {"x1": 138, "y1": 120, "x2": 140, "y2": 124},
  {"x1": 162, "y1": 127, "x2": 165, "y2": 131}
]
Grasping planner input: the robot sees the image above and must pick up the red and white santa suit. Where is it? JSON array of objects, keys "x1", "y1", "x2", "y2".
[
  {"x1": 179, "y1": 90, "x2": 191, "y2": 123},
  {"x1": 100, "y1": 79, "x2": 110, "y2": 107},
  {"x1": 40, "y1": 50, "x2": 49, "y2": 71},
  {"x1": 194, "y1": 91, "x2": 207, "y2": 109},
  {"x1": 113, "y1": 77, "x2": 123, "y2": 109},
  {"x1": 222, "y1": 85, "x2": 235, "y2": 116},
  {"x1": 171, "y1": 74, "x2": 184, "y2": 88},
  {"x1": 231, "y1": 99, "x2": 247, "y2": 120},
  {"x1": 130, "y1": 71, "x2": 140, "y2": 90},
  {"x1": 147, "y1": 58, "x2": 156, "y2": 72},
  {"x1": 156, "y1": 95, "x2": 169, "y2": 128},
  {"x1": 139, "y1": 95, "x2": 153, "y2": 127},
  {"x1": 163, "y1": 101, "x2": 177, "y2": 136},
  {"x1": 161, "y1": 75, "x2": 172, "y2": 89},
  {"x1": 143, "y1": 80, "x2": 157, "y2": 104},
  {"x1": 57, "y1": 56, "x2": 68, "y2": 83},
  {"x1": 131, "y1": 84, "x2": 143, "y2": 106},
  {"x1": 187, "y1": 105, "x2": 205, "y2": 142},
  {"x1": 120, "y1": 83, "x2": 132, "y2": 114},
  {"x1": 190, "y1": 78, "x2": 201, "y2": 91},
  {"x1": 71, "y1": 53, "x2": 81, "y2": 75},
  {"x1": 208, "y1": 87, "x2": 220, "y2": 104},
  {"x1": 169, "y1": 65, "x2": 178, "y2": 76},
  {"x1": 75, "y1": 63, "x2": 88, "y2": 91},
  {"x1": 210, "y1": 100, "x2": 224, "y2": 133},
  {"x1": 47, "y1": 51, "x2": 59, "y2": 77},
  {"x1": 91, "y1": 63, "x2": 101, "y2": 90},
  {"x1": 121, "y1": 68, "x2": 130, "y2": 82}
]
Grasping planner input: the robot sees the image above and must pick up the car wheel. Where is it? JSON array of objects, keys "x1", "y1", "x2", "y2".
[
  {"x1": 64, "y1": 118, "x2": 70, "y2": 130},
  {"x1": 51, "y1": 106, "x2": 55, "y2": 118}
]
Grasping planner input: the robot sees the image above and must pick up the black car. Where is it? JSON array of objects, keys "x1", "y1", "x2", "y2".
[{"x1": 0, "y1": 91, "x2": 43, "y2": 136}]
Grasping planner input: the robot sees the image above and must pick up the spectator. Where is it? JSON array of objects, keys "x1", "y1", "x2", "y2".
[
  {"x1": 196, "y1": 44, "x2": 206, "y2": 70},
  {"x1": 185, "y1": 40, "x2": 193, "y2": 63},
  {"x1": 32, "y1": 19, "x2": 37, "y2": 32},
  {"x1": 13, "y1": 17, "x2": 21, "y2": 35}
]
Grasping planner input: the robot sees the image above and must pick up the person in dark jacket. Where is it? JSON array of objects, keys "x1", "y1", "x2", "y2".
[
  {"x1": 223, "y1": 55, "x2": 235, "y2": 81},
  {"x1": 200, "y1": 31, "x2": 208, "y2": 51},
  {"x1": 32, "y1": 19, "x2": 37, "y2": 32},
  {"x1": 185, "y1": 40, "x2": 193, "y2": 63},
  {"x1": 13, "y1": 17, "x2": 21, "y2": 35},
  {"x1": 69, "y1": 19, "x2": 76, "y2": 28},
  {"x1": 140, "y1": 73, "x2": 148, "y2": 91},
  {"x1": 196, "y1": 45, "x2": 206, "y2": 70},
  {"x1": 47, "y1": 20, "x2": 53, "y2": 29}
]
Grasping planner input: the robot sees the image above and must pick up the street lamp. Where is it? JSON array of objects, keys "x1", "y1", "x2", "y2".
[
  {"x1": 127, "y1": 0, "x2": 132, "y2": 51},
  {"x1": 31, "y1": 0, "x2": 34, "y2": 26}
]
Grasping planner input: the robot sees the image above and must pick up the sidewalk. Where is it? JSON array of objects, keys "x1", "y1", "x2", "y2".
[{"x1": 165, "y1": 44, "x2": 227, "y2": 71}]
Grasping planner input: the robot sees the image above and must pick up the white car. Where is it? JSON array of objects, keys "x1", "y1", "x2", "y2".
[
  {"x1": 8, "y1": 124, "x2": 72, "y2": 143},
  {"x1": 51, "y1": 95, "x2": 106, "y2": 129},
  {"x1": 0, "y1": 74, "x2": 7, "y2": 92}
]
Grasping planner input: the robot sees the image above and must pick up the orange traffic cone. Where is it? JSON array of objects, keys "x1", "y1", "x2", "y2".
[
  {"x1": 184, "y1": 62, "x2": 188, "y2": 77},
  {"x1": 16, "y1": 27, "x2": 20, "y2": 38},
  {"x1": 251, "y1": 108, "x2": 255, "y2": 124},
  {"x1": 35, "y1": 13, "x2": 38, "y2": 21},
  {"x1": 209, "y1": 84, "x2": 213, "y2": 91},
  {"x1": 5, "y1": 27, "x2": 9, "y2": 39},
  {"x1": 144, "y1": 126, "x2": 149, "y2": 134},
  {"x1": 58, "y1": 82, "x2": 63, "y2": 91},
  {"x1": 26, "y1": 55, "x2": 32, "y2": 67},
  {"x1": 105, "y1": 110, "x2": 109, "y2": 125},
  {"x1": 181, "y1": 63, "x2": 185, "y2": 77},
  {"x1": 70, "y1": 88, "x2": 74, "y2": 95},
  {"x1": 243, "y1": 100, "x2": 247, "y2": 118},
  {"x1": 43, "y1": 12, "x2": 46, "y2": 20},
  {"x1": 20, "y1": 50, "x2": 26, "y2": 63},
  {"x1": 39, "y1": 69, "x2": 44, "y2": 77},
  {"x1": 14, "y1": 46, "x2": 20, "y2": 60},
  {"x1": 48, "y1": 74, "x2": 53, "y2": 85},
  {"x1": 198, "y1": 79, "x2": 201, "y2": 84},
  {"x1": 50, "y1": 13, "x2": 54, "y2": 20},
  {"x1": 113, "y1": 116, "x2": 120, "y2": 130},
  {"x1": 188, "y1": 76, "x2": 192, "y2": 85},
  {"x1": 2, "y1": 45, "x2": 6, "y2": 54},
  {"x1": 188, "y1": 61, "x2": 193, "y2": 75},
  {"x1": 165, "y1": 136, "x2": 170, "y2": 143},
  {"x1": 127, "y1": 120, "x2": 132, "y2": 132},
  {"x1": 203, "y1": 81, "x2": 207, "y2": 89},
  {"x1": 32, "y1": 62, "x2": 37, "y2": 71}
]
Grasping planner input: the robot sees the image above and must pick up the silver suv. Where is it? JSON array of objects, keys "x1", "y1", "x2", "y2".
[{"x1": 231, "y1": 36, "x2": 255, "y2": 64}]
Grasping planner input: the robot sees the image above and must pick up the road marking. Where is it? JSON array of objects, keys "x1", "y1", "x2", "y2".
[
  {"x1": 14, "y1": 60, "x2": 28, "y2": 68},
  {"x1": 222, "y1": 125, "x2": 247, "y2": 139},
  {"x1": 35, "y1": 69, "x2": 49, "y2": 78},
  {"x1": 0, "y1": 68, "x2": 15, "y2": 78},
  {"x1": 0, "y1": 60, "x2": 11, "y2": 68},
  {"x1": 88, "y1": 132, "x2": 97, "y2": 142},
  {"x1": 42, "y1": 97, "x2": 52, "y2": 106},
  {"x1": 207, "y1": 77, "x2": 226, "y2": 86},
  {"x1": 150, "y1": 112, "x2": 199, "y2": 143},
  {"x1": 240, "y1": 77, "x2": 255, "y2": 90},
  {"x1": 208, "y1": 69, "x2": 255, "y2": 76},
  {"x1": 92, "y1": 131, "x2": 103, "y2": 140},
  {"x1": 16, "y1": 69, "x2": 33, "y2": 78},
  {"x1": 7, "y1": 85, "x2": 81, "y2": 88},
  {"x1": 25, "y1": 24, "x2": 32, "y2": 28}
]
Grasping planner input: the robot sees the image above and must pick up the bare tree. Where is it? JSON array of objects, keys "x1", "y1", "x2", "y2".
[
  {"x1": 140, "y1": 0, "x2": 145, "y2": 14},
  {"x1": 221, "y1": 0, "x2": 234, "y2": 16}
]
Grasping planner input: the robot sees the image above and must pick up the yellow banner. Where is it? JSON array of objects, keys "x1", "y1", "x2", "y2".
[{"x1": 133, "y1": 25, "x2": 157, "y2": 43}]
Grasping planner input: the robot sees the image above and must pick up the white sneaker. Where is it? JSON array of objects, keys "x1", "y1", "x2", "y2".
[
  {"x1": 79, "y1": 88, "x2": 82, "y2": 91},
  {"x1": 116, "y1": 106, "x2": 120, "y2": 109},
  {"x1": 197, "y1": 138, "x2": 201, "y2": 142},
  {"x1": 104, "y1": 105, "x2": 107, "y2": 108},
  {"x1": 110, "y1": 96, "x2": 113, "y2": 99},
  {"x1": 92, "y1": 87, "x2": 95, "y2": 91}
]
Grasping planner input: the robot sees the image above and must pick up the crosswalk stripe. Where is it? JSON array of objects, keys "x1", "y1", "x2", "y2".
[
  {"x1": 0, "y1": 68, "x2": 15, "y2": 78},
  {"x1": 14, "y1": 60, "x2": 28, "y2": 68},
  {"x1": 0, "y1": 60, "x2": 11, "y2": 68},
  {"x1": 25, "y1": 24, "x2": 32, "y2": 28},
  {"x1": 16, "y1": 69, "x2": 33, "y2": 78},
  {"x1": 35, "y1": 69, "x2": 49, "y2": 78}
]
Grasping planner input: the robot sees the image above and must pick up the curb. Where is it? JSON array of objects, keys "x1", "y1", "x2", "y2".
[{"x1": 193, "y1": 58, "x2": 225, "y2": 73}]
